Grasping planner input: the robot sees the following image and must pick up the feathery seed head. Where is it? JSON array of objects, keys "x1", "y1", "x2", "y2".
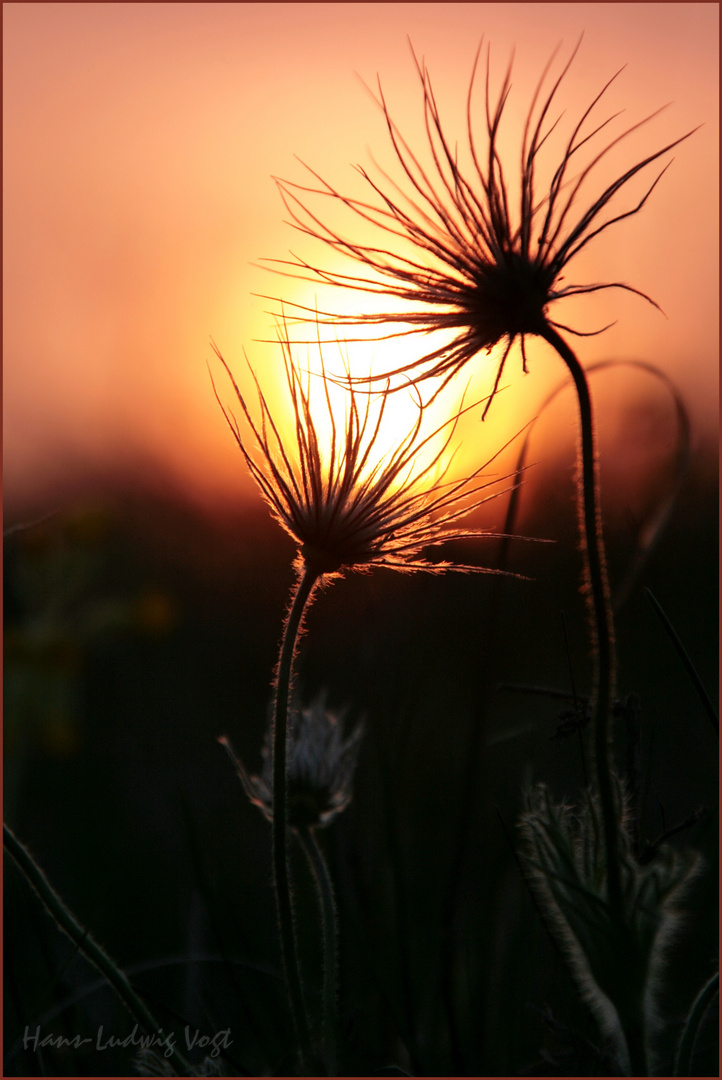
[
  {"x1": 518, "y1": 782, "x2": 702, "y2": 1073},
  {"x1": 222, "y1": 695, "x2": 364, "y2": 829},
  {"x1": 268, "y1": 39, "x2": 696, "y2": 413},
  {"x1": 211, "y1": 325, "x2": 522, "y2": 578}
]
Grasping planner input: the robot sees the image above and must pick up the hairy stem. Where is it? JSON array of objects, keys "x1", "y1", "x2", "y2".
[
  {"x1": 539, "y1": 324, "x2": 622, "y2": 915},
  {"x1": 297, "y1": 825, "x2": 339, "y2": 1076},
  {"x1": 3, "y1": 823, "x2": 194, "y2": 1077},
  {"x1": 273, "y1": 563, "x2": 320, "y2": 1073}
]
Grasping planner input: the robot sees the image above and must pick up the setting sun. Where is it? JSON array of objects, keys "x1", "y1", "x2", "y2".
[
  {"x1": 4, "y1": 7, "x2": 718, "y2": 1078},
  {"x1": 3, "y1": 3, "x2": 717, "y2": 518}
]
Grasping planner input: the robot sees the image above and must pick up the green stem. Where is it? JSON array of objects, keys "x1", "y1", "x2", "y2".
[
  {"x1": 540, "y1": 324, "x2": 622, "y2": 916},
  {"x1": 3, "y1": 823, "x2": 194, "y2": 1077},
  {"x1": 272, "y1": 563, "x2": 319, "y2": 1073},
  {"x1": 297, "y1": 825, "x2": 338, "y2": 1076}
]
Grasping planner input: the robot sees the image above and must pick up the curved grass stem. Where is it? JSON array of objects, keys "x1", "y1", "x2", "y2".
[
  {"x1": 539, "y1": 324, "x2": 622, "y2": 916},
  {"x1": 674, "y1": 971, "x2": 719, "y2": 1076},
  {"x1": 3, "y1": 823, "x2": 194, "y2": 1077},
  {"x1": 272, "y1": 563, "x2": 320, "y2": 1073},
  {"x1": 644, "y1": 586, "x2": 719, "y2": 735}
]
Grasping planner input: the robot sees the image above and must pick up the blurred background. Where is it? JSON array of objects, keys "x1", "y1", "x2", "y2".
[
  {"x1": 3, "y1": 1, "x2": 719, "y2": 511},
  {"x1": 4, "y1": 3, "x2": 718, "y2": 1075}
]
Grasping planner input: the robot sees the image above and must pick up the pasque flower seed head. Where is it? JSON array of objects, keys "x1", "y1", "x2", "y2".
[
  {"x1": 221, "y1": 695, "x2": 363, "y2": 830},
  {"x1": 212, "y1": 322, "x2": 527, "y2": 578},
  {"x1": 269, "y1": 39, "x2": 696, "y2": 414}
]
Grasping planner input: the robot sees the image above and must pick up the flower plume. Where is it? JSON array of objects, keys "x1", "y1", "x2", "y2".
[
  {"x1": 519, "y1": 782, "x2": 702, "y2": 1074},
  {"x1": 211, "y1": 325, "x2": 528, "y2": 578},
  {"x1": 266, "y1": 39, "x2": 696, "y2": 413},
  {"x1": 221, "y1": 694, "x2": 364, "y2": 829}
]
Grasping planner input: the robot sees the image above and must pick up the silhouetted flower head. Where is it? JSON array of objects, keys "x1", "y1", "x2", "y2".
[
  {"x1": 212, "y1": 326, "x2": 522, "y2": 578},
  {"x1": 221, "y1": 695, "x2": 363, "y2": 829},
  {"x1": 518, "y1": 782, "x2": 701, "y2": 1074},
  {"x1": 270, "y1": 39, "x2": 695, "y2": 414}
]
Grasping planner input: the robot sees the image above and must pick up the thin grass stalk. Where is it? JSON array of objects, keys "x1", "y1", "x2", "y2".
[
  {"x1": 297, "y1": 825, "x2": 338, "y2": 1075},
  {"x1": 538, "y1": 325, "x2": 621, "y2": 919},
  {"x1": 3, "y1": 823, "x2": 195, "y2": 1077},
  {"x1": 673, "y1": 971, "x2": 719, "y2": 1076},
  {"x1": 272, "y1": 564, "x2": 320, "y2": 1072},
  {"x1": 434, "y1": 523, "x2": 523, "y2": 1073},
  {"x1": 177, "y1": 794, "x2": 280, "y2": 1069},
  {"x1": 497, "y1": 356, "x2": 692, "y2": 617},
  {"x1": 644, "y1": 587, "x2": 719, "y2": 735}
]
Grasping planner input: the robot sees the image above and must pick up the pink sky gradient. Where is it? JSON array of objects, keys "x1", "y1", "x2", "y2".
[{"x1": 4, "y1": 3, "x2": 718, "y2": 514}]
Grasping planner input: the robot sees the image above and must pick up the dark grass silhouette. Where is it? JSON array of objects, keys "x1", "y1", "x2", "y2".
[
  {"x1": 3, "y1": 438, "x2": 717, "y2": 1075},
  {"x1": 3, "y1": 36, "x2": 716, "y2": 1079},
  {"x1": 259, "y1": 41, "x2": 707, "y2": 1072}
]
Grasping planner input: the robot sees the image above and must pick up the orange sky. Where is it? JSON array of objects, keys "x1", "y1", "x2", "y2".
[{"x1": 4, "y1": 3, "x2": 718, "y2": 515}]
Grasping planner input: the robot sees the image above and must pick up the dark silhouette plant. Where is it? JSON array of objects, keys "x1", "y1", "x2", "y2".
[
  {"x1": 211, "y1": 323, "x2": 528, "y2": 1072},
  {"x1": 262, "y1": 38, "x2": 703, "y2": 1074}
]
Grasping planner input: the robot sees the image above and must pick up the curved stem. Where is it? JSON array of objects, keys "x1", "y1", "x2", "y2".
[
  {"x1": 297, "y1": 826, "x2": 338, "y2": 1076},
  {"x1": 673, "y1": 971, "x2": 719, "y2": 1076},
  {"x1": 273, "y1": 562, "x2": 320, "y2": 1073},
  {"x1": 644, "y1": 587, "x2": 719, "y2": 735},
  {"x1": 3, "y1": 823, "x2": 194, "y2": 1077},
  {"x1": 539, "y1": 323, "x2": 622, "y2": 915}
]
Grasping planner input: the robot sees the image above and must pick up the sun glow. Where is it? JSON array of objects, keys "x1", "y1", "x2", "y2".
[
  {"x1": 246, "y1": 278, "x2": 545, "y2": 513},
  {"x1": 225, "y1": 324, "x2": 466, "y2": 506},
  {"x1": 4, "y1": 5, "x2": 715, "y2": 520}
]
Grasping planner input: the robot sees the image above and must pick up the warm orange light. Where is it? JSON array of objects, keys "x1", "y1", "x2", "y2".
[
  {"x1": 3, "y1": 5, "x2": 717, "y2": 518},
  {"x1": 217, "y1": 325, "x2": 472, "y2": 503}
]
